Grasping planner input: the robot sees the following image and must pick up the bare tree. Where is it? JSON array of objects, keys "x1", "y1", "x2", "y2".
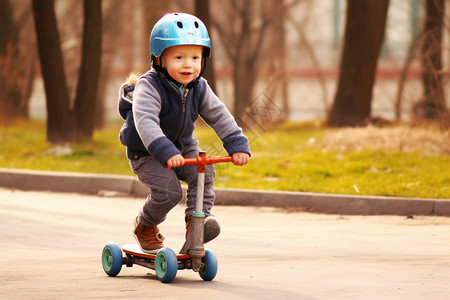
[
  {"x1": 32, "y1": 0, "x2": 102, "y2": 143},
  {"x1": 212, "y1": 0, "x2": 290, "y2": 123},
  {"x1": 0, "y1": 0, "x2": 36, "y2": 124},
  {"x1": 33, "y1": 0, "x2": 73, "y2": 142},
  {"x1": 326, "y1": 0, "x2": 389, "y2": 127},
  {"x1": 287, "y1": 0, "x2": 328, "y2": 117},
  {"x1": 394, "y1": 32, "x2": 421, "y2": 121},
  {"x1": 266, "y1": 0, "x2": 289, "y2": 123},
  {"x1": 73, "y1": 0, "x2": 102, "y2": 140},
  {"x1": 0, "y1": 0, "x2": 13, "y2": 53},
  {"x1": 412, "y1": 0, "x2": 449, "y2": 126},
  {"x1": 195, "y1": 0, "x2": 217, "y2": 93},
  {"x1": 94, "y1": 0, "x2": 130, "y2": 128}
]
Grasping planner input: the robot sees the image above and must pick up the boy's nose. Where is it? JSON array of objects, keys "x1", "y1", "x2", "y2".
[{"x1": 183, "y1": 59, "x2": 193, "y2": 67}]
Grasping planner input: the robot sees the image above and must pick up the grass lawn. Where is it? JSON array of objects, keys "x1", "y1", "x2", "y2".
[{"x1": 1, "y1": 120, "x2": 449, "y2": 199}]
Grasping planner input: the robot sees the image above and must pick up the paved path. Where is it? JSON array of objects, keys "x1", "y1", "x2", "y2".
[{"x1": 1, "y1": 188, "x2": 450, "y2": 299}]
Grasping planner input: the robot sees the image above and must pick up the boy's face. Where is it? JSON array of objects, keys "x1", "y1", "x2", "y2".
[{"x1": 160, "y1": 45, "x2": 203, "y2": 85}]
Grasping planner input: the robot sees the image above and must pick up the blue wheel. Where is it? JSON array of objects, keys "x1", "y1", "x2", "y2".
[
  {"x1": 155, "y1": 247, "x2": 178, "y2": 283},
  {"x1": 199, "y1": 249, "x2": 218, "y2": 281},
  {"x1": 102, "y1": 242, "x2": 123, "y2": 276}
]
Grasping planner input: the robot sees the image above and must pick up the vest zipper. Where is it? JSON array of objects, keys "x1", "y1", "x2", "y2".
[
  {"x1": 173, "y1": 86, "x2": 189, "y2": 146},
  {"x1": 182, "y1": 88, "x2": 189, "y2": 112}
]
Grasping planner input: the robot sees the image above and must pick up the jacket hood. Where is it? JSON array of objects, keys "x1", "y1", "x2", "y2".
[{"x1": 118, "y1": 83, "x2": 134, "y2": 120}]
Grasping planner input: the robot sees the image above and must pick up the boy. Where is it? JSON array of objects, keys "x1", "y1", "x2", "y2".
[{"x1": 118, "y1": 13, "x2": 250, "y2": 253}]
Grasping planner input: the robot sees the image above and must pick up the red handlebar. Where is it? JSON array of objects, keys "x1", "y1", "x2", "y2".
[
  {"x1": 183, "y1": 155, "x2": 232, "y2": 166},
  {"x1": 165, "y1": 153, "x2": 232, "y2": 173}
]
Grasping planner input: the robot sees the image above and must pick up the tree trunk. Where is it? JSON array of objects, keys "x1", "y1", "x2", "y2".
[
  {"x1": 0, "y1": 0, "x2": 13, "y2": 55},
  {"x1": 267, "y1": 0, "x2": 289, "y2": 123},
  {"x1": 32, "y1": 0, "x2": 74, "y2": 143},
  {"x1": 142, "y1": 0, "x2": 168, "y2": 68},
  {"x1": 234, "y1": 54, "x2": 256, "y2": 125},
  {"x1": 231, "y1": 0, "x2": 265, "y2": 122},
  {"x1": 326, "y1": 0, "x2": 389, "y2": 127},
  {"x1": 395, "y1": 34, "x2": 420, "y2": 120},
  {"x1": 73, "y1": 0, "x2": 102, "y2": 140},
  {"x1": 232, "y1": 2, "x2": 257, "y2": 123},
  {"x1": 195, "y1": 0, "x2": 217, "y2": 93},
  {"x1": 412, "y1": 0, "x2": 448, "y2": 122},
  {"x1": 0, "y1": 0, "x2": 36, "y2": 124}
]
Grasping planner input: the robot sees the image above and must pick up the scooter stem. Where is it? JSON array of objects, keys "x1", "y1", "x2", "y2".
[
  {"x1": 193, "y1": 151, "x2": 206, "y2": 216},
  {"x1": 180, "y1": 152, "x2": 207, "y2": 261},
  {"x1": 166, "y1": 152, "x2": 233, "y2": 270}
]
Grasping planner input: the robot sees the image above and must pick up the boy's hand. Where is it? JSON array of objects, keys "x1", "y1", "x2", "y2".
[
  {"x1": 166, "y1": 154, "x2": 185, "y2": 168},
  {"x1": 232, "y1": 152, "x2": 250, "y2": 166}
]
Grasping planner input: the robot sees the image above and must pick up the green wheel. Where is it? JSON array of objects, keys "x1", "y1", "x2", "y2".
[
  {"x1": 199, "y1": 248, "x2": 218, "y2": 281},
  {"x1": 155, "y1": 247, "x2": 178, "y2": 283},
  {"x1": 102, "y1": 242, "x2": 123, "y2": 276}
]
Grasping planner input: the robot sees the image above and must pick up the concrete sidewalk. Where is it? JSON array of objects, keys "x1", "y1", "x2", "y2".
[
  {"x1": 1, "y1": 167, "x2": 449, "y2": 216},
  {"x1": 3, "y1": 189, "x2": 450, "y2": 299}
]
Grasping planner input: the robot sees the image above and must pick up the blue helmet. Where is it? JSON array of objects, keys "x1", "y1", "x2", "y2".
[{"x1": 150, "y1": 13, "x2": 211, "y2": 60}]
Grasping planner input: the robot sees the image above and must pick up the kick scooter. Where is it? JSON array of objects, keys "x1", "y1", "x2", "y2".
[{"x1": 102, "y1": 152, "x2": 232, "y2": 283}]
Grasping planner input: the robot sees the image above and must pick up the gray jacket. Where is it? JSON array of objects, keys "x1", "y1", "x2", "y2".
[{"x1": 121, "y1": 69, "x2": 250, "y2": 166}]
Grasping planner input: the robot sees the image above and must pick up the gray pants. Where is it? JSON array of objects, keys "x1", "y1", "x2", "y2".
[{"x1": 130, "y1": 138, "x2": 216, "y2": 226}]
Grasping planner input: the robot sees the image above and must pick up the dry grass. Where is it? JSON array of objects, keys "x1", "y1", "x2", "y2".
[{"x1": 318, "y1": 125, "x2": 450, "y2": 155}]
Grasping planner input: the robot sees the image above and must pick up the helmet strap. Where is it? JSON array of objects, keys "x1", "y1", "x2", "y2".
[{"x1": 152, "y1": 55, "x2": 179, "y2": 85}]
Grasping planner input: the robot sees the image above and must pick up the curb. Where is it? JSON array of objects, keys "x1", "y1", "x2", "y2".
[{"x1": 1, "y1": 168, "x2": 449, "y2": 216}]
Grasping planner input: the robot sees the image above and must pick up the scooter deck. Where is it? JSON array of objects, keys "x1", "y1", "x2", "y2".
[{"x1": 122, "y1": 244, "x2": 191, "y2": 260}]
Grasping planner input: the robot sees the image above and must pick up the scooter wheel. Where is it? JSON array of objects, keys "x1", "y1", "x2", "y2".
[
  {"x1": 155, "y1": 247, "x2": 178, "y2": 283},
  {"x1": 102, "y1": 242, "x2": 123, "y2": 276},
  {"x1": 199, "y1": 248, "x2": 218, "y2": 281}
]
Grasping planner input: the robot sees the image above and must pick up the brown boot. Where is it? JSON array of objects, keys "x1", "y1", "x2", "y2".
[
  {"x1": 133, "y1": 217, "x2": 165, "y2": 253},
  {"x1": 185, "y1": 216, "x2": 220, "y2": 243}
]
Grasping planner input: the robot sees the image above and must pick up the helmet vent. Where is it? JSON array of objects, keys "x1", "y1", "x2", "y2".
[
  {"x1": 177, "y1": 21, "x2": 183, "y2": 29},
  {"x1": 194, "y1": 21, "x2": 199, "y2": 28}
]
